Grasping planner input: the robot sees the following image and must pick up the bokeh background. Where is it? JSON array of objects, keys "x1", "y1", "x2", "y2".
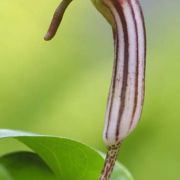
[{"x1": 0, "y1": 0, "x2": 180, "y2": 179}]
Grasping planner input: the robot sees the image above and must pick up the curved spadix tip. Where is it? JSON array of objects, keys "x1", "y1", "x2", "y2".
[
  {"x1": 44, "y1": 32, "x2": 53, "y2": 41},
  {"x1": 44, "y1": 0, "x2": 72, "y2": 41}
]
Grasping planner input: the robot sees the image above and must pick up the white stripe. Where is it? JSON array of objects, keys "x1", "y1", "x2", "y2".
[
  {"x1": 129, "y1": 0, "x2": 145, "y2": 132},
  {"x1": 103, "y1": 0, "x2": 125, "y2": 146},
  {"x1": 118, "y1": 1, "x2": 138, "y2": 141}
]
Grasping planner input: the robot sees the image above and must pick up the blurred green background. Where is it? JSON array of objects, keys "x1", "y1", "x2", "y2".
[{"x1": 0, "y1": 0, "x2": 180, "y2": 179}]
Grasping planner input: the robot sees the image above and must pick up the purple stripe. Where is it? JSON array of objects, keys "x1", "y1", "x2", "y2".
[
  {"x1": 136, "y1": 0, "x2": 146, "y2": 78},
  {"x1": 112, "y1": 1, "x2": 130, "y2": 141},
  {"x1": 101, "y1": 1, "x2": 120, "y2": 139},
  {"x1": 136, "y1": 0, "x2": 146, "y2": 108},
  {"x1": 106, "y1": 29, "x2": 120, "y2": 139},
  {"x1": 128, "y1": 0, "x2": 139, "y2": 129}
]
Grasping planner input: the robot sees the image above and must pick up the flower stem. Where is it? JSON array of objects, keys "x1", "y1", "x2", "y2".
[{"x1": 99, "y1": 143, "x2": 121, "y2": 180}]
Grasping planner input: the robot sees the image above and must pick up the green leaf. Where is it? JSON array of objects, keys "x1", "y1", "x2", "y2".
[
  {"x1": 0, "y1": 129, "x2": 133, "y2": 180},
  {"x1": 0, "y1": 164, "x2": 13, "y2": 180},
  {"x1": 111, "y1": 162, "x2": 134, "y2": 180},
  {"x1": 0, "y1": 151, "x2": 57, "y2": 180}
]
